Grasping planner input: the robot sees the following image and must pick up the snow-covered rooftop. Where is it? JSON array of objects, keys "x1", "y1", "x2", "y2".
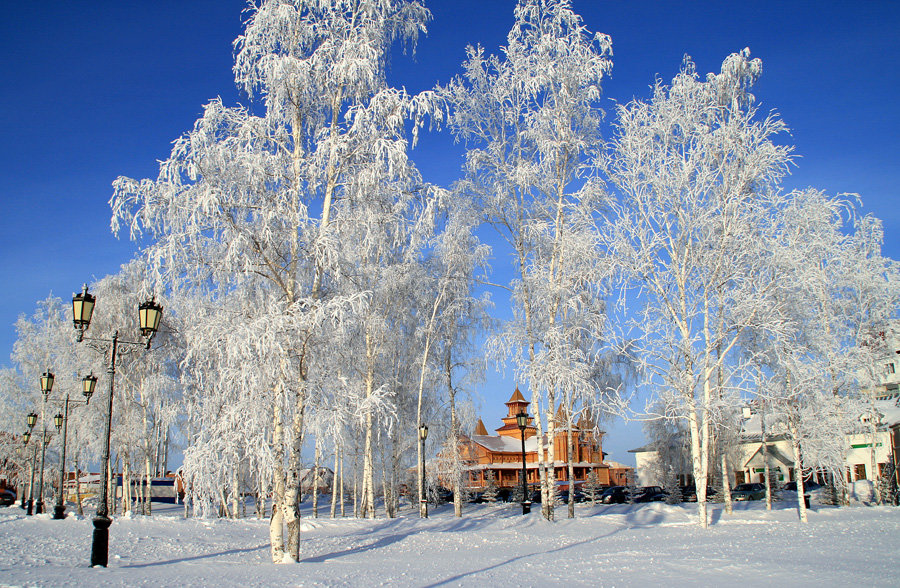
[{"x1": 471, "y1": 434, "x2": 539, "y2": 453}]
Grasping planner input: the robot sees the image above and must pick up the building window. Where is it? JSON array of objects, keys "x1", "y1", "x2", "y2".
[
  {"x1": 854, "y1": 464, "x2": 867, "y2": 481},
  {"x1": 886, "y1": 363, "x2": 896, "y2": 375}
]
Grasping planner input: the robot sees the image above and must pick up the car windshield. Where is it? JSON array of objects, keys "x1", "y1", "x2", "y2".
[{"x1": 734, "y1": 484, "x2": 758, "y2": 491}]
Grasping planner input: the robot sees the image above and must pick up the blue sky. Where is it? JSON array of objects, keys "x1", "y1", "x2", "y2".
[{"x1": 1, "y1": 1, "x2": 898, "y2": 464}]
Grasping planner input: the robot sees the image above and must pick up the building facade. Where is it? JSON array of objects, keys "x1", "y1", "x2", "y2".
[
  {"x1": 632, "y1": 394, "x2": 900, "y2": 490},
  {"x1": 456, "y1": 388, "x2": 631, "y2": 492}
]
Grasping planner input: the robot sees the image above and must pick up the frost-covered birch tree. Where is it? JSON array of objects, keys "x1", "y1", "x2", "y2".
[
  {"x1": 604, "y1": 50, "x2": 794, "y2": 528},
  {"x1": 442, "y1": 0, "x2": 614, "y2": 520},
  {"x1": 111, "y1": 0, "x2": 436, "y2": 561},
  {"x1": 748, "y1": 190, "x2": 900, "y2": 520}
]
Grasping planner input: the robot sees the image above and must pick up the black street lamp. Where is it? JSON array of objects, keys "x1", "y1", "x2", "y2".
[
  {"x1": 73, "y1": 284, "x2": 162, "y2": 568},
  {"x1": 52, "y1": 380, "x2": 92, "y2": 520},
  {"x1": 22, "y1": 429, "x2": 35, "y2": 512},
  {"x1": 419, "y1": 424, "x2": 429, "y2": 518},
  {"x1": 35, "y1": 371, "x2": 54, "y2": 514},
  {"x1": 24, "y1": 414, "x2": 37, "y2": 514},
  {"x1": 516, "y1": 412, "x2": 531, "y2": 515}
]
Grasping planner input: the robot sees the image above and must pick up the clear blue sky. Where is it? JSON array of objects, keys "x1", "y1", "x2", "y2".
[{"x1": 2, "y1": 1, "x2": 898, "y2": 464}]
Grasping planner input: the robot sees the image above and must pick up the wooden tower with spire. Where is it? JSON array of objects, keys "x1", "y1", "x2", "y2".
[{"x1": 496, "y1": 387, "x2": 536, "y2": 438}]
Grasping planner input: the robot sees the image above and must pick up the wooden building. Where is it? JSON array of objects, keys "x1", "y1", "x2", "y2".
[{"x1": 458, "y1": 388, "x2": 625, "y2": 492}]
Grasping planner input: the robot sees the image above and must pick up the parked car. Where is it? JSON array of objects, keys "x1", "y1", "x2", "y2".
[
  {"x1": 779, "y1": 480, "x2": 822, "y2": 505},
  {"x1": 634, "y1": 486, "x2": 666, "y2": 502},
  {"x1": 0, "y1": 489, "x2": 16, "y2": 506},
  {"x1": 599, "y1": 486, "x2": 628, "y2": 504},
  {"x1": 731, "y1": 483, "x2": 766, "y2": 501},
  {"x1": 466, "y1": 491, "x2": 485, "y2": 504},
  {"x1": 680, "y1": 485, "x2": 718, "y2": 502},
  {"x1": 432, "y1": 487, "x2": 454, "y2": 504},
  {"x1": 780, "y1": 481, "x2": 821, "y2": 493},
  {"x1": 556, "y1": 489, "x2": 585, "y2": 504}
]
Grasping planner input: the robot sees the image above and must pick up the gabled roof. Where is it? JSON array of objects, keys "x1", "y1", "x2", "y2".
[{"x1": 743, "y1": 444, "x2": 795, "y2": 469}]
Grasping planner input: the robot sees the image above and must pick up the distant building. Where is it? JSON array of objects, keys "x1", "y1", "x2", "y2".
[
  {"x1": 632, "y1": 395, "x2": 900, "y2": 489},
  {"x1": 452, "y1": 388, "x2": 631, "y2": 491}
]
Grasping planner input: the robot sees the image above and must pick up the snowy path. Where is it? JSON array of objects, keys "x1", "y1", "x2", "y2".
[{"x1": 1, "y1": 501, "x2": 897, "y2": 587}]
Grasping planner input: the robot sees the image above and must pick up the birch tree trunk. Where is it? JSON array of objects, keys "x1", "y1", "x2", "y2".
[
  {"x1": 312, "y1": 436, "x2": 321, "y2": 519},
  {"x1": 122, "y1": 458, "x2": 131, "y2": 516},
  {"x1": 144, "y1": 454, "x2": 153, "y2": 515},
  {"x1": 448, "y1": 354, "x2": 463, "y2": 518},
  {"x1": 544, "y1": 391, "x2": 558, "y2": 521},
  {"x1": 269, "y1": 401, "x2": 286, "y2": 562},
  {"x1": 688, "y1": 398, "x2": 710, "y2": 529},
  {"x1": 339, "y1": 450, "x2": 345, "y2": 517},
  {"x1": 566, "y1": 410, "x2": 576, "y2": 519},
  {"x1": 73, "y1": 456, "x2": 83, "y2": 516},
  {"x1": 284, "y1": 386, "x2": 306, "y2": 561},
  {"x1": 362, "y1": 329, "x2": 377, "y2": 519},
  {"x1": 762, "y1": 405, "x2": 772, "y2": 511},
  {"x1": 721, "y1": 451, "x2": 733, "y2": 515},
  {"x1": 231, "y1": 467, "x2": 240, "y2": 519},
  {"x1": 789, "y1": 421, "x2": 808, "y2": 523},
  {"x1": 331, "y1": 449, "x2": 339, "y2": 518}
]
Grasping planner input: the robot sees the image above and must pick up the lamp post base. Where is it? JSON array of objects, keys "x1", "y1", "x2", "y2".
[
  {"x1": 522, "y1": 500, "x2": 531, "y2": 515},
  {"x1": 53, "y1": 505, "x2": 66, "y2": 520},
  {"x1": 90, "y1": 515, "x2": 111, "y2": 567},
  {"x1": 35, "y1": 500, "x2": 44, "y2": 514},
  {"x1": 25, "y1": 500, "x2": 33, "y2": 516}
]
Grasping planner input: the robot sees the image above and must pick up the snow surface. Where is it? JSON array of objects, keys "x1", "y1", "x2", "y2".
[{"x1": 1, "y1": 499, "x2": 898, "y2": 587}]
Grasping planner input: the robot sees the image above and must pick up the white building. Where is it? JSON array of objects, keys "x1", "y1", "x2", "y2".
[{"x1": 631, "y1": 394, "x2": 900, "y2": 489}]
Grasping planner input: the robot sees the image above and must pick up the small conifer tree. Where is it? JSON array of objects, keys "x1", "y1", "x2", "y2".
[
  {"x1": 583, "y1": 469, "x2": 602, "y2": 505},
  {"x1": 482, "y1": 471, "x2": 500, "y2": 503}
]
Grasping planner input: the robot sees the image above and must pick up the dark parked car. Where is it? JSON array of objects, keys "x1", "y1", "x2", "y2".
[
  {"x1": 556, "y1": 489, "x2": 585, "y2": 504},
  {"x1": 432, "y1": 487, "x2": 454, "y2": 504},
  {"x1": 599, "y1": 486, "x2": 628, "y2": 504},
  {"x1": 0, "y1": 489, "x2": 16, "y2": 506},
  {"x1": 680, "y1": 485, "x2": 718, "y2": 502},
  {"x1": 732, "y1": 483, "x2": 766, "y2": 501},
  {"x1": 466, "y1": 491, "x2": 485, "y2": 504},
  {"x1": 781, "y1": 481, "x2": 821, "y2": 492},
  {"x1": 634, "y1": 486, "x2": 666, "y2": 502}
]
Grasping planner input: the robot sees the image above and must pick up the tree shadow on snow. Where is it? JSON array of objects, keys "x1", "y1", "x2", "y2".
[
  {"x1": 121, "y1": 544, "x2": 269, "y2": 568},
  {"x1": 423, "y1": 528, "x2": 623, "y2": 587},
  {"x1": 301, "y1": 532, "x2": 410, "y2": 563}
]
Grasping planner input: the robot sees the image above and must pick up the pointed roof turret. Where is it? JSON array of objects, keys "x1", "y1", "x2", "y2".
[
  {"x1": 474, "y1": 418, "x2": 488, "y2": 436},
  {"x1": 506, "y1": 387, "x2": 527, "y2": 404},
  {"x1": 555, "y1": 403, "x2": 569, "y2": 424}
]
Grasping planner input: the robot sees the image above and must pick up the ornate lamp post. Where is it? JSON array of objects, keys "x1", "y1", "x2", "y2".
[
  {"x1": 51, "y1": 374, "x2": 95, "y2": 520},
  {"x1": 418, "y1": 423, "x2": 429, "y2": 518},
  {"x1": 35, "y1": 370, "x2": 54, "y2": 514},
  {"x1": 22, "y1": 427, "x2": 36, "y2": 513},
  {"x1": 516, "y1": 412, "x2": 531, "y2": 515},
  {"x1": 73, "y1": 284, "x2": 162, "y2": 568}
]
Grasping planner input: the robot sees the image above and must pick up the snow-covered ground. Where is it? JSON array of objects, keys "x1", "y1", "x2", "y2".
[{"x1": 1, "y1": 499, "x2": 898, "y2": 587}]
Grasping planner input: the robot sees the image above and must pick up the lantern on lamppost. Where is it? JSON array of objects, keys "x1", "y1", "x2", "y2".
[
  {"x1": 72, "y1": 285, "x2": 96, "y2": 343},
  {"x1": 419, "y1": 423, "x2": 429, "y2": 518},
  {"x1": 138, "y1": 298, "x2": 163, "y2": 344},
  {"x1": 516, "y1": 412, "x2": 531, "y2": 515},
  {"x1": 82, "y1": 373, "x2": 97, "y2": 404},
  {"x1": 40, "y1": 370, "x2": 55, "y2": 396},
  {"x1": 26, "y1": 412, "x2": 37, "y2": 429},
  {"x1": 73, "y1": 284, "x2": 162, "y2": 566}
]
